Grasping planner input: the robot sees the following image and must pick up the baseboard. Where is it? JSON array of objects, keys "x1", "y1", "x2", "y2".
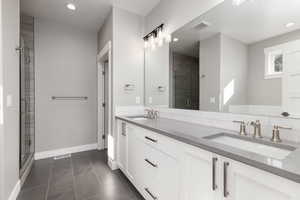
[
  {"x1": 108, "y1": 158, "x2": 118, "y2": 170},
  {"x1": 8, "y1": 180, "x2": 20, "y2": 200},
  {"x1": 34, "y1": 143, "x2": 97, "y2": 160}
]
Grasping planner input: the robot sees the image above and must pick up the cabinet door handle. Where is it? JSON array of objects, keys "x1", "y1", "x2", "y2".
[
  {"x1": 145, "y1": 136, "x2": 157, "y2": 143},
  {"x1": 145, "y1": 188, "x2": 157, "y2": 200},
  {"x1": 223, "y1": 162, "x2": 230, "y2": 198},
  {"x1": 212, "y1": 157, "x2": 218, "y2": 191},
  {"x1": 145, "y1": 158, "x2": 158, "y2": 168}
]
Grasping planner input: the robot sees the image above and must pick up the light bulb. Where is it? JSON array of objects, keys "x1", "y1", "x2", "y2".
[
  {"x1": 165, "y1": 34, "x2": 172, "y2": 43},
  {"x1": 66, "y1": 3, "x2": 76, "y2": 10},
  {"x1": 144, "y1": 40, "x2": 149, "y2": 49},
  {"x1": 151, "y1": 42, "x2": 156, "y2": 51},
  {"x1": 157, "y1": 28, "x2": 163, "y2": 40},
  {"x1": 150, "y1": 34, "x2": 155, "y2": 45},
  {"x1": 158, "y1": 39, "x2": 163, "y2": 47}
]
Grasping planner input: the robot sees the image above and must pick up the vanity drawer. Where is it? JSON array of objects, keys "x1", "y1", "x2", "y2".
[{"x1": 132, "y1": 125, "x2": 182, "y2": 158}]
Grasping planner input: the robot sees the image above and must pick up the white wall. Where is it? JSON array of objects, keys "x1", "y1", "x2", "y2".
[
  {"x1": 113, "y1": 7, "x2": 144, "y2": 107},
  {"x1": 145, "y1": 0, "x2": 224, "y2": 33},
  {"x1": 199, "y1": 34, "x2": 221, "y2": 112},
  {"x1": 220, "y1": 34, "x2": 248, "y2": 112},
  {"x1": 145, "y1": 44, "x2": 169, "y2": 106},
  {"x1": 98, "y1": 10, "x2": 113, "y2": 53},
  {"x1": 1, "y1": 0, "x2": 20, "y2": 199},
  {"x1": 35, "y1": 18, "x2": 98, "y2": 152}
]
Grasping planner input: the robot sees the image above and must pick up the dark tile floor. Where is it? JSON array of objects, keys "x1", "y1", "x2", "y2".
[{"x1": 17, "y1": 150, "x2": 144, "y2": 200}]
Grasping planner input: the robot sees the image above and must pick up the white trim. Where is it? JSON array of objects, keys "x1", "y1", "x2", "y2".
[
  {"x1": 34, "y1": 143, "x2": 97, "y2": 160},
  {"x1": 108, "y1": 157, "x2": 118, "y2": 171},
  {"x1": 8, "y1": 180, "x2": 20, "y2": 200},
  {"x1": 97, "y1": 41, "x2": 112, "y2": 150}
]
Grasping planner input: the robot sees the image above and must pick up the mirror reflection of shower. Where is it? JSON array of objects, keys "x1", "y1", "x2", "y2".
[{"x1": 20, "y1": 15, "x2": 35, "y2": 178}]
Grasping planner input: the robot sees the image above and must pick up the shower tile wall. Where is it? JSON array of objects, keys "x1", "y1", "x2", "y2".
[
  {"x1": 20, "y1": 15, "x2": 35, "y2": 171},
  {"x1": 172, "y1": 52, "x2": 199, "y2": 110}
]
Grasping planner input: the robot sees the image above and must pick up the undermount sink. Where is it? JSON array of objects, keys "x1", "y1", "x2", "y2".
[
  {"x1": 127, "y1": 115, "x2": 149, "y2": 121},
  {"x1": 205, "y1": 133, "x2": 296, "y2": 160}
]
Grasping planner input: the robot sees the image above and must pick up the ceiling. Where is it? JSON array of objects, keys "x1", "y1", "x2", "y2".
[
  {"x1": 171, "y1": 0, "x2": 300, "y2": 57},
  {"x1": 21, "y1": 0, "x2": 161, "y2": 31}
]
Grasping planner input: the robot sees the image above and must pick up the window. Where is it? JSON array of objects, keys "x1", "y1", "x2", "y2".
[{"x1": 264, "y1": 47, "x2": 283, "y2": 79}]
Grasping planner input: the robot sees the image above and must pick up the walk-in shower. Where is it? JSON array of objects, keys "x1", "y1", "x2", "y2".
[{"x1": 19, "y1": 15, "x2": 35, "y2": 180}]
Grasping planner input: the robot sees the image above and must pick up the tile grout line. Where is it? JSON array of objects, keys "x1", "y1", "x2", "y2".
[
  {"x1": 44, "y1": 160, "x2": 54, "y2": 200},
  {"x1": 70, "y1": 155, "x2": 79, "y2": 200},
  {"x1": 89, "y1": 154, "x2": 105, "y2": 187}
]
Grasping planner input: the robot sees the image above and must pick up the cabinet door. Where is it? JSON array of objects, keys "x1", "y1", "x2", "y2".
[
  {"x1": 118, "y1": 122, "x2": 127, "y2": 172},
  {"x1": 127, "y1": 125, "x2": 145, "y2": 184},
  {"x1": 156, "y1": 152, "x2": 181, "y2": 200},
  {"x1": 224, "y1": 158, "x2": 300, "y2": 200},
  {"x1": 182, "y1": 146, "x2": 218, "y2": 200}
]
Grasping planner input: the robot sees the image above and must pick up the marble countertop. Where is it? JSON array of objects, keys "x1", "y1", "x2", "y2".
[{"x1": 116, "y1": 115, "x2": 300, "y2": 184}]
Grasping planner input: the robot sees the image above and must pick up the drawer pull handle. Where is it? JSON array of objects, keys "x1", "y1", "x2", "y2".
[
  {"x1": 145, "y1": 136, "x2": 157, "y2": 143},
  {"x1": 223, "y1": 162, "x2": 230, "y2": 198},
  {"x1": 212, "y1": 157, "x2": 218, "y2": 191},
  {"x1": 145, "y1": 158, "x2": 158, "y2": 168},
  {"x1": 145, "y1": 188, "x2": 157, "y2": 200}
]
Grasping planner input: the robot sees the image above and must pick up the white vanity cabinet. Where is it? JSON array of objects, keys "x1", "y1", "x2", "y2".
[
  {"x1": 116, "y1": 120, "x2": 300, "y2": 200},
  {"x1": 224, "y1": 158, "x2": 300, "y2": 200},
  {"x1": 117, "y1": 121, "x2": 127, "y2": 172},
  {"x1": 117, "y1": 120, "x2": 181, "y2": 200},
  {"x1": 182, "y1": 145, "x2": 219, "y2": 200},
  {"x1": 182, "y1": 144, "x2": 300, "y2": 200}
]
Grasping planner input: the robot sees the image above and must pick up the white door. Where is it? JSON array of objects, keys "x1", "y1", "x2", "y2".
[
  {"x1": 97, "y1": 41, "x2": 112, "y2": 150},
  {"x1": 224, "y1": 158, "x2": 300, "y2": 200},
  {"x1": 283, "y1": 47, "x2": 300, "y2": 117},
  {"x1": 182, "y1": 146, "x2": 218, "y2": 200}
]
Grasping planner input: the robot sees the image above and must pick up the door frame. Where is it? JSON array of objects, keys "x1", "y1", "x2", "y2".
[{"x1": 97, "y1": 41, "x2": 112, "y2": 150}]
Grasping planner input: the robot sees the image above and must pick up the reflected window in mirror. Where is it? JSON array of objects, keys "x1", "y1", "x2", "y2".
[{"x1": 265, "y1": 47, "x2": 283, "y2": 79}]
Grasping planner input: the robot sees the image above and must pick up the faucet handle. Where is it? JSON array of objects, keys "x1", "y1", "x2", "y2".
[
  {"x1": 271, "y1": 125, "x2": 292, "y2": 143},
  {"x1": 233, "y1": 120, "x2": 248, "y2": 136},
  {"x1": 273, "y1": 125, "x2": 292, "y2": 130},
  {"x1": 233, "y1": 120, "x2": 246, "y2": 125}
]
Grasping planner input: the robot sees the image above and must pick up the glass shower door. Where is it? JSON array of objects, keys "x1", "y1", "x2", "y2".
[{"x1": 20, "y1": 15, "x2": 35, "y2": 175}]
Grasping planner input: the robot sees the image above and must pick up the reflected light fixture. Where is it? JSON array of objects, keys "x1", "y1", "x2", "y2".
[
  {"x1": 286, "y1": 22, "x2": 295, "y2": 28},
  {"x1": 173, "y1": 38, "x2": 179, "y2": 42},
  {"x1": 143, "y1": 24, "x2": 170, "y2": 50},
  {"x1": 66, "y1": 3, "x2": 76, "y2": 10},
  {"x1": 232, "y1": 0, "x2": 247, "y2": 6}
]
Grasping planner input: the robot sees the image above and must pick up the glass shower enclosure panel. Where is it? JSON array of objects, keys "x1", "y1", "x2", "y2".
[{"x1": 20, "y1": 15, "x2": 35, "y2": 175}]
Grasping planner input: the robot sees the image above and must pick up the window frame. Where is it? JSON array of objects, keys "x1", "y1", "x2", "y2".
[{"x1": 264, "y1": 47, "x2": 284, "y2": 79}]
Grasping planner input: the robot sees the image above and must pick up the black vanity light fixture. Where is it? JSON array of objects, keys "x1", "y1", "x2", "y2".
[{"x1": 143, "y1": 24, "x2": 171, "y2": 50}]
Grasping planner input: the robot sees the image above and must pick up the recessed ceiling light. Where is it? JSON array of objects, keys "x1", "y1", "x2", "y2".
[
  {"x1": 286, "y1": 22, "x2": 295, "y2": 28},
  {"x1": 66, "y1": 3, "x2": 76, "y2": 11},
  {"x1": 173, "y1": 38, "x2": 179, "y2": 42},
  {"x1": 232, "y1": 0, "x2": 247, "y2": 6}
]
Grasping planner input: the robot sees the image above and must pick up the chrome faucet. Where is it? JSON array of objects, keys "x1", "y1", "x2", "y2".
[
  {"x1": 250, "y1": 120, "x2": 263, "y2": 138},
  {"x1": 271, "y1": 125, "x2": 292, "y2": 143},
  {"x1": 233, "y1": 120, "x2": 247, "y2": 136},
  {"x1": 145, "y1": 109, "x2": 159, "y2": 119}
]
